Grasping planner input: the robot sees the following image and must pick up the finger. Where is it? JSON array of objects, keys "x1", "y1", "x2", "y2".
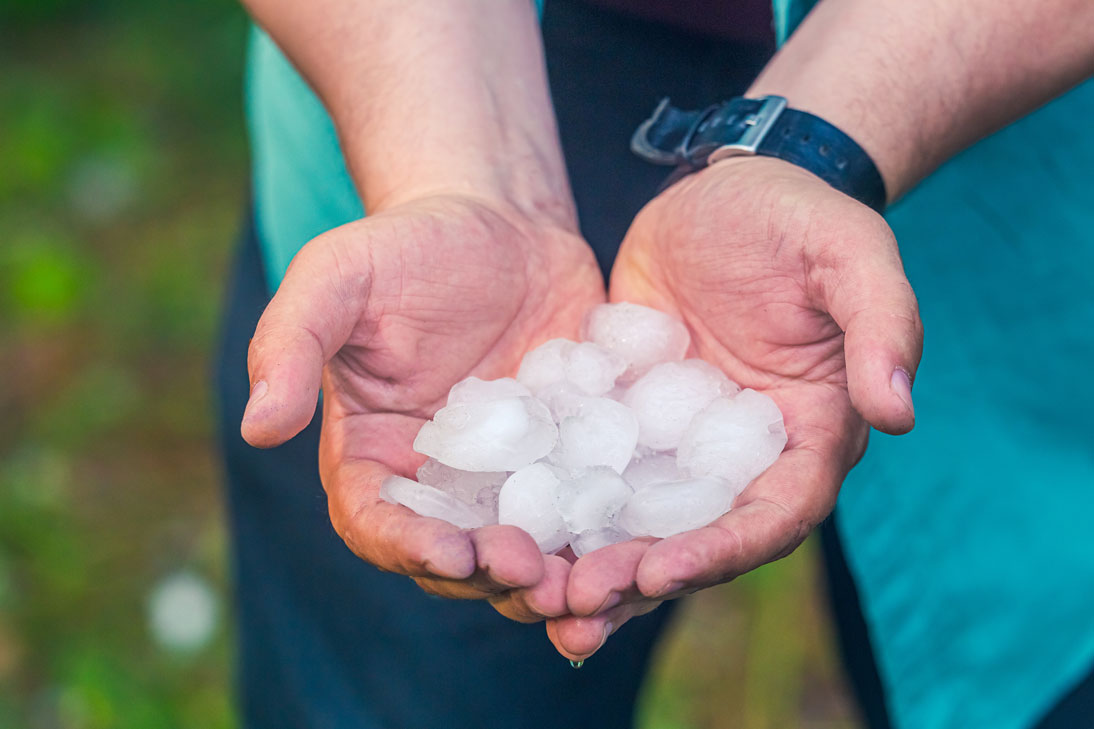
[
  {"x1": 545, "y1": 615, "x2": 613, "y2": 663},
  {"x1": 412, "y1": 569, "x2": 529, "y2": 600},
  {"x1": 489, "y1": 555, "x2": 572, "y2": 623},
  {"x1": 469, "y1": 525, "x2": 545, "y2": 589},
  {"x1": 812, "y1": 215, "x2": 923, "y2": 435},
  {"x1": 416, "y1": 550, "x2": 567, "y2": 616},
  {"x1": 546, "y1": 601, "x2": 662, "y2": 661},
  {"x1": 634, "y1": 442, "x2": 842, "y2": 598},
  {"x1": 566, "y1": 538, "x2": 655, "y2": 617},
  {"x1": 412, "y1": 564, "x2": 533, "y2": 601},
  {"x1": 241, "y1": 237, "x2": 371, "y2": 448},
  {"x1": 414, "y1": 527, "x2": 551, "y2": 600},
  {"x1": 326, "y1": 457, "x2": 476, "y2": 579}
]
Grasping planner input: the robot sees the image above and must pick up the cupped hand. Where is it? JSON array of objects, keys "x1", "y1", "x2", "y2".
[
  {"x1": 240, "y1": 193, "x2": 604, "y2": 623},
  {"x1": 549, "y1": 156, "x2": 923, "y2": 660}
]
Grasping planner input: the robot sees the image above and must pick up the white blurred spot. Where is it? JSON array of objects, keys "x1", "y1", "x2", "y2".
[
  {"x1": 66, "y1": 152, "x2": 137, "y2": 223},
  {"x1": 147, "y1": 571, "x2": 218, "y2": 654}
]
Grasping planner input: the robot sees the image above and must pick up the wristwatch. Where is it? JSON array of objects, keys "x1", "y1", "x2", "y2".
[{"x1": 631, "y1": 95, "x2": 887, "y2": 213}]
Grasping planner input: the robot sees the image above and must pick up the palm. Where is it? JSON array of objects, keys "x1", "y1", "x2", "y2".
[
  {"x1": 610, "y1": 158, "x2": 871, "y2": 508},
  {"x1": 315, "y1": 195, "x2": 604, "y2": 475}
]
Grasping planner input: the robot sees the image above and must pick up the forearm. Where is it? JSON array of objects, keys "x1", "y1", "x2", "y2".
[
  {"x1": 749, "y1": 0, "x2": 1094, "y2": 200},
  {"x1": 242, "y1": 0, "x2": 575, "y2": 226}
]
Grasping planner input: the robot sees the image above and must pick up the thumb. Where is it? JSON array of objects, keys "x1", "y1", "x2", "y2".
[
  {"x1": 241, "y1": 239, "x2": 370, "y2": 448},
  {"x1": 817, "y1": 226, "x2": 923, "y2": 435}
]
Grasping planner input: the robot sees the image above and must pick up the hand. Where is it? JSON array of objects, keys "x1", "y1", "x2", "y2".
[
  {"x1": 240, "y1": 193, "x2": 604, "y2": 623},
  {"x1": 548, "y1": 157, "x2": 923, "y2": 660}
]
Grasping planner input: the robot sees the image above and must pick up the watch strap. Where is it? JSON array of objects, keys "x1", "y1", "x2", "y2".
[{"x1": 632, "y1": 96, "x2": 887, "y2": 213}]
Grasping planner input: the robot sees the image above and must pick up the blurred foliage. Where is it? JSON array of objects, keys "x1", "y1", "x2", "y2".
[
  {"x1": 639, "y1": 543, "x2": 857, "y2": 729},
  {"x1": 0, "y1": 1, "x2": 857, "y2": 727},
  {"x1": 1, "y1": 0, "x2": 245, "y2": 726}
]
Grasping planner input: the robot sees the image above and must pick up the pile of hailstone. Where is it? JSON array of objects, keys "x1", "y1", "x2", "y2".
[{"x1": 380, "y1": 303, "x2": 788, "y2": 557}]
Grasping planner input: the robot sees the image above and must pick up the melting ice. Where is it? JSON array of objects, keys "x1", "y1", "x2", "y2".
[{"x1": 381, "y1": 302, "x2": 788, "y2": 553}]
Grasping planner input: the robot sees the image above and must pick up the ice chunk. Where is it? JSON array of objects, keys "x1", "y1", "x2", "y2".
[
  {"x1": 380, "y1": 475, "x2": 485, "y2": 529},
  {"x1": 414, "y1": 396, "x2": 557, "y2": 472},
  {"x1": 472, "y1": 485, "x2": 503, "y2": 526},
  {"x1": 516, "y1": 339, "x2": 575, "y2": 393},
  {"x1": 416, "y1": 459, "x2": 506, "y2": 501},
  {"x1": 517, "y1": 339, "x2": 625, "y2": 397},
  {"x1": 549, "y1": 397, "x2": 639, "y2": 475},
  {"x1": 536, "y1": 380, "x2": 588, "y2": 422},
  {"x1": 624, "y1": 360, "x2": 739, "y2": 450},
  {"x1": 447, "y1": 376, "x2": 531, "y2": 406},
  {"x1": 583, "y1": 302, "x2": 691, "y2": 379},
  {"x1": 677, "y1": 389, "x2": 788, "y2": 491},
  {"x1": 618, "y1": 477, "x2": 734, "y2": 538},
  {"x1": 570, "y1": 525, "x2": 632, "y2": 557},
  {"x1": 497, "y1": 464, "x2": 569, "y2": 553},
  {"x1": 565, "y1": 342, "x2": 627, "y2": 396},
  {"x1": 622, "y1": 451, "x2": 683, "y2": 490},
  {"x1": 416, "y1": 459, "x2": 507, "y2": 525},
  {"x1": 555, "y1": 466, "x2": 633, "y2": 533}
]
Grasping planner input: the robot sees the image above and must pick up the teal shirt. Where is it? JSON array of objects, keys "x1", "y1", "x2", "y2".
[
  {"x1": 246, "y1": 28, "x2": 363, "y2": 292},
  {"x1": 843, "y1": 92, "x2": 1094, "y2": 729},
  {"x1": 245, "y1": 5, "x2": 1094, "y2": 727}
]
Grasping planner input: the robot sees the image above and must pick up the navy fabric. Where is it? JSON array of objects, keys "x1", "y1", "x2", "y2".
[
  {"x1": 216, "y1": 4, "x2": 775, "y2": 727},
  {"x1": 545, "y1": 0, "x2": 773, "y2": 272},
  {"x1": 819, "y1": 517, "x2": 892, "y2": 729},
  {"x1": 1033, "y1": 667, "x2": 1094, "y2": 729}
]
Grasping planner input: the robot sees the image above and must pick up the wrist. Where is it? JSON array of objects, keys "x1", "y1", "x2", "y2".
[
  {"x1": 743, "y1": 82, "x2": 907, "y2": 204},
  {"x1": 743, "y1": 0, "x2": 934, "y2": 202},
  {"x1": 633, "y1": 95, "x2": 887, "y2": 212},
  {"x1": 333, "y1": 81, "x2": 578, "y2": 231},
  {"x1": 349, "y1": 154, "x2": 582, "y2": 243},
  {"x1": 351, "y1": 147, "x2": 578, "y2": 233}
]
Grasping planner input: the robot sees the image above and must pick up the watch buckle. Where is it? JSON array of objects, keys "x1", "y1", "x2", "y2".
[
  {"x1": 630, "y1": 98, "x2": 685, "y2": 165},
  {"x1": 707, "y1": 95, "x2": 788, "y2": 164}
]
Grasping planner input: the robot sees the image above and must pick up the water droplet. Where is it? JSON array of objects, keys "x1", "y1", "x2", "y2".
[{"x1": 569, "y1": 659, "x2": 584, "y2": 669}]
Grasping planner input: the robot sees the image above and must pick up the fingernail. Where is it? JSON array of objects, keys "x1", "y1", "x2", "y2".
[
  {"x1": 593, "y1": 591, "x2": 621, "y2": 615},
  {"x1": 249, "y1": 379, "x2": 268, "y2": 404},
  {"x1": 890, "y1": 368, "x2": 914, "y2": 416},
  {"x1": 243, "y1": 380, "x2": 268, "y2": 421},
  {"x1": 597, "y1": 621, "x2": 614, "y2": 651},
  {"x1": 653, "y1": 580, "x2": 685, "y2": 598}
]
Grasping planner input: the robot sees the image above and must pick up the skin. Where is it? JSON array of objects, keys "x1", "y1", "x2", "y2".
[{"x1": 239, "y1": 0, "x2": 1094, "y2": 661}]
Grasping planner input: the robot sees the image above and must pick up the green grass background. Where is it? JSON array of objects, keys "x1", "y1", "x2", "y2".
[{"x1": 0, "y1": 1, "x2": 859, "y2": 726}]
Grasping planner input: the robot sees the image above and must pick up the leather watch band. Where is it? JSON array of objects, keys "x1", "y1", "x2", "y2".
[{"x1": 632, "y1": 96, "x2": 888, "y2": 213}]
